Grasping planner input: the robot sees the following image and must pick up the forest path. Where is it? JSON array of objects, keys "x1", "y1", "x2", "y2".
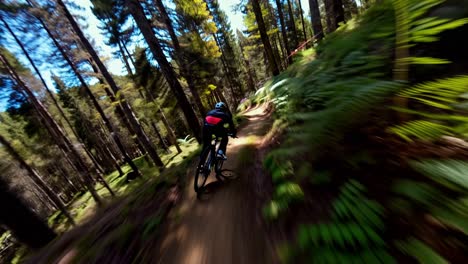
[{"x1": 152, "y1": 104, "x2": 278, "y2": 264}]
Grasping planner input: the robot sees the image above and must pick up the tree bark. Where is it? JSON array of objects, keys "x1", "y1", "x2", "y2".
[
  {"x1": 56, "y1": 0, "x2": 164, "y2": 168},
  {"x1": 153, "y1": 0, "x2": 207, "y2": 118},
  {"x1": 213, "y1": 33, "x2": 240, "y2": 106},
  {"x1": 0, "y1": 135, "x2": 75, "y2": 225},
  {"x1": 238, "y1": 38, "x2": 257, "y2": 91},
  {"x1": 250, "y1": 0, "x2": 280, "y2": 76},
  {"x1": 0, "y1": 178, "x2": 56, "y2": 249},
  {"x1": 325, "y1": 0, "x2": 345, "y2": 33},
  {"x1": 117, "y1": 39, "x2": 134, "y2": 75},
  {"x1": 126, "y1": 0, "x2": 202, "y2": 142},
  {"x1": 275, "y1": 0, "x2": 293, "y2": 65},
  {"x1": 297, "y1": 0, "x2": 308, "y2": 42},
  {"x1": 309, "y1": 0, "x2": 324, "y2": 41},
  {"x1": 151, "y1": 122, "x2": 170, "y2": 153},
  {"x1": 286, "y1": 0, "x2": 299, "y2": 49}
]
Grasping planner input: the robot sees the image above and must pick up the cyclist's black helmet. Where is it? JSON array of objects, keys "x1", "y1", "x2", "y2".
[{"x1": 215, "y1": 102, "x2": 227, "y2": 111}]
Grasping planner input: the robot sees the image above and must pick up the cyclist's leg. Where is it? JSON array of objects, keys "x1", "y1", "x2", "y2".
[
  {"x1": 218, "y1": 129, "x2": 229, "y2": 154},
  {"x1": 201, "y1": 125, "x2": 213, "y2": 152}
]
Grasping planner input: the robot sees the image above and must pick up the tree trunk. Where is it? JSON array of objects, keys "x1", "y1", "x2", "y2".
[
  {"x1": 153, "y1": 0, "x2": 206, "y2": 119},
  {"x1": 275, "y1": 0, "x2": 292, "y2": 65},
  {"x1": 0, "y1": 135, "x2": 75, "y2": 225},
  {"x1": 30, "y1": 1, "x2": 141, "y2": 175},
  {"x1": 213, "y1": 33, "x2": 240, "y2": 106},
  {"x1": 0, "y1": 53, "x2": 104, "y2": 205},
  {"x1": 325, "y1": 0, "x2": 345, "y2": 33},
  {"x1": 151, "y1": 121, "x2": 170, "y2": 152},
  {"x1": 238, "y1": 39, "x2": 257, "y2": 91},
  {"x1": 56, "y1": 0, "x2": 164, "y2": 168},
  {"x1": 297, "y1": 0, "x2": 308, "y2": 42},
  {"x1": 286, "y1": 0, "x2": 299, "y2": 49},
  {"x1": 117, "y1": 39, "x2": 134, "y2": 75},
  {"x1": 250, "y1": 0, "x2": 280, "y2": 76},
  {"x1": 158, "y1": 107, "x2": 182, "y2": 153},
  {"x1": 141, "y1": 84, "x2": 183, "y2": 154},
  {"x1": 309, "y1": 0, "x2": 324, "y2": 41},
  {"x1": 121, "y1": 40, "x2": 136, "y2": 69},
  {"x1": 126, "y1": 0, "x2": 202, "y2": 142},
  {"x1": 1, "y1": 15, "x2": 107, "y2": 176},
  {"x1": 266, "y1": 5, "x2": 284, "y2": 71},
  {"x1": 0, "y1": 178, "x2": 56, "y2": 249},
  {"x1": 334, "y1": 0, "x2": 345, "y2": 28}
]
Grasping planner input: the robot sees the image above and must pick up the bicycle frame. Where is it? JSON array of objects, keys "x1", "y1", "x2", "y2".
[{"x1": 203, "y1": 137, "x2": 223, "y2": 176}]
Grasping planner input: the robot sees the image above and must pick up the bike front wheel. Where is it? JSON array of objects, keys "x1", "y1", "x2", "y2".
[{"x1": 194, "y1": 147, "x2": 212, "y2": 193}]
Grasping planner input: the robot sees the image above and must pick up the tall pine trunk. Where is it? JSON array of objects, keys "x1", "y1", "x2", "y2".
[
  {"x1": 275, "y1": 0, "x2": 293, "y2": 65},
  {"x1": 126, "y1": 0, "x2": 202, "y2": 142},
  {"x1": 250, "y1": 0, "x2": 280, "y2": 76},
  {"x1": 0, "y1": 15, "x2": 107, "y2": 176},
  {"x1": 56, "y1": 0, "x2": 164, "y2": 167},
  {"x1": 309, "y1": 0, "x2": 324, "y2": 41},
  {"x1": 153, "y1": 0, "x2": 207, "y2": 118},
  {"x1": 0, "y1": 135, "x2": 75, "y2": 226},
  {"x1": 297, "y1": 0, "x2": 308, "y2": 42},
  {"x1": 286, "y1": 0, "x2": 299, "y2": 49},
  {"x1": 31, "y1": 1, "x2": 141, "y2": 175},
  {"x1": 0, "y1": 53, "x2": 104, "y2": 205},
  {"x1": 325, "y1": 0, "x2": 345, "y2": 33}
]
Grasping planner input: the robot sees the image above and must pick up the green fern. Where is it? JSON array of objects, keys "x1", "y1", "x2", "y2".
[
  {"x1": 388, "y1": 120, "x2": 454, "y2": 141},
  {"x1": 410, "y1": 159, "x2": 468, "y2": 191},
  {"x1": 398, "y1": 76, "x2": 468, "y2": 110},
  {"x1": 296, "y1": 180, "x2": 394, "y2": 263},
  {"x1": 395, "y1": 237, "x2": 449, "y2": 264},
  {"x1": 393, "y1": 160, "x2": 468, "y2": 234}
]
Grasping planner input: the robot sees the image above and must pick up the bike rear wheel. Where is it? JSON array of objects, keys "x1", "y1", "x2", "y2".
[{"x1": 194, "y1": 147, "x2": 212, "y2": 193}]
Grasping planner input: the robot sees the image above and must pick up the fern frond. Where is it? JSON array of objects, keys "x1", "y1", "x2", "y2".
[
  {"x1": 432, "y1": 200, "x2": 468, "y2": 235},
  {"x1": 410, "y1": 159, "x2": 468, "y2": 191},
  {"x1": 388, "y1": 120, "x2": 453, "y2": 142},
  {"x1": 395, "y1": 237, "x2": 449, "y2": 264},
  {"x1": 398, "y1": 76, "x2": 468, "y2": 109}
]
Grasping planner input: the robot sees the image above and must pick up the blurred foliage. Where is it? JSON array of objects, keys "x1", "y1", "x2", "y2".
[
  {"x1": 252, "y1": 0, "x2": 468, "y2": 262},
  {"x1": 297, "y1": 180, "x2": 393, "y2": 263}
]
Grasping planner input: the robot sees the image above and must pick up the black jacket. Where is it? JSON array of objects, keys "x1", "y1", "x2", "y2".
[{"x1": 204, "y1": 109, "x2": 236, "y2": 133}]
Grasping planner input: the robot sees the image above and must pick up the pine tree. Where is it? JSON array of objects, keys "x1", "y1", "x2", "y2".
[
  {"x1": 206, "y1": 0, "x2": 246, "y2": 107},
  {"x1": 250, "y1": 0, "x2": 280, "y2": 76},
  {"x1": 0, "y1": 50, "x2": 104, "y2": 205},
  {"x1": 124, "y1": 0, "x2": 202, "y2": 142},
  {"x1": 56, "y1": 0, "x2": 164, "y2": 167},
  {"x1": 309, "y1": 0, "x2": 324, "y2": 40}
]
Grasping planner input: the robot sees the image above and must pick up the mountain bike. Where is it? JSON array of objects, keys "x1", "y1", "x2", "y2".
[{"x1": 194, "y1": 133, "x2": 236, "y2": 193}]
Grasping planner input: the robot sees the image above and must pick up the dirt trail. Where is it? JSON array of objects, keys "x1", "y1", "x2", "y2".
[{"x1": 153, "y1": 105, "x2": 277, "y2": 264}]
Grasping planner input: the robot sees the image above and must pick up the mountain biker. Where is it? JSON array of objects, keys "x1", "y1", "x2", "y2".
[{"x1": 202, "y1": 102, "x2": 237, "y2": 160}]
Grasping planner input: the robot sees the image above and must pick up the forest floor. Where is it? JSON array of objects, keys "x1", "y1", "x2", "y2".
[
  {"x1": 26, "y1": 104, "x2": 280, "y2": 264},
  {"x1": 151, "y1": 104, "x2": 278, "y2": 264}
]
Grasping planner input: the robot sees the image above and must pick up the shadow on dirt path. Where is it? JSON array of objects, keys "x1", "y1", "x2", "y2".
[{"x1": 152, "y1": 105, "x2": 278, "y2": 264}]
